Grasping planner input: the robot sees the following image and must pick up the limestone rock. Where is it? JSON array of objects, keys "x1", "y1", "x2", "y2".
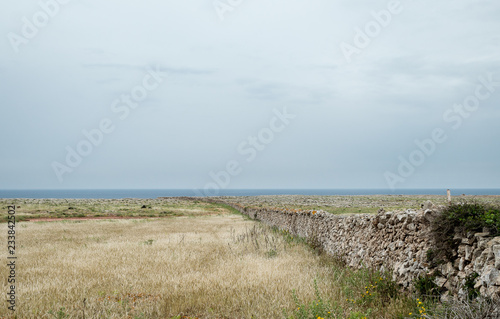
[
  {"x1": 219, "y1": 201, "x2": 500, "y2": 301},
  {"x1": 495, "y1": 245, "x2": 500, "y2": 270},
  {"x1": 435, "y1": 276, "x2": 447, "y2": 288},
  {"x1": 421, "y1": 200, "x2": 435, "y2": 210},
  {"x1": 480, "y1": 265, "x2": 499, "y2": 287}
]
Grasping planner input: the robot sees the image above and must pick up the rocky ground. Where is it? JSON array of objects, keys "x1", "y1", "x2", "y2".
[
  {"x1": 1, "y1": 194, "x2": 499, "y2": 221},
  {"x1": 208, "y1": 194, "x2": 500, "y2": 215}
]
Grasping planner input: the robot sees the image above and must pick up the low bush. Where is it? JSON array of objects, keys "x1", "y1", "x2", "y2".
[
  {"x1": 430, "y1": 201, "x2": 500, "y2": 262},
  {"x1": 414, "y1": 275, "x2": 442, "y2": 299}
]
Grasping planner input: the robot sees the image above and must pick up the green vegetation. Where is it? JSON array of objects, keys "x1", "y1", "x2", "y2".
[
  {"x1": 430, "y1": 201, "x2": 500, "y2": 262},
  {"x1": 0, "y1": 198, "x2": 231, "y2": 222},
  {"x1": 414, "y1": 274, "x2": 442, "y2": 299},
  {"x1": 276, "y1": 227, "x2": 422, "y2": 318},
  {"x1": 463, "y1": 272, "x2": 480, "y2": 300},
  {"x1": 441, "y1": 201, "x2": 500, "y2": 235}
]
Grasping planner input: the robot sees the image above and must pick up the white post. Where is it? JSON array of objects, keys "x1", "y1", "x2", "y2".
[{"x1": 447, "y1": 189, "x2": 451, "y2": 204}]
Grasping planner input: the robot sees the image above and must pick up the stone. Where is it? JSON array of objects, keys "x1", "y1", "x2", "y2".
[
  {"x1": 423, "y1": 209, "x2": 438, "y2": 223},
  {"x1": 461, "y1": 237, "x2": 474, "y2": 245},
  {"x1": 396, "y1": 214, "x2": 407, "y2": 222},
  {"x1": 480, "y1": 286, "x2": 487, "y2": 296},
  {"x1": 421, "y1": 200, "x2": 435, "y2": 210},
  {"x1": 480, "y1": 265, "x2": 499, "y2": 287},
  {"x1": 486, "y1": 286, "x2": 500, "y2": 299},
  {"x1": 443, "y1": 262, "x2": 456, "y2": 276},
  {"x1": 474, "y1": 280, "x2": 482, "y2": 290},
  {"x1": 475, "y1": 232, "x2": 491, "y2": 239},
  {"x1": 435, "y1": 276, "x2": 448, "y2": 288},
  {"x1": 487, "y1": 237, "x2": 500, "y2": 248},
  {"x1": 478, "y1": 239, "x2": 489, "y2": 250},
  {"x1": 465, "y1": 245, "x2": 473, "y2": 261},
  {"x1": 494, "y1": 245, "x2": 500, "y2": 270},
  {"x1": 473, "y1": 248, "x2": 483, "y2": 259}
]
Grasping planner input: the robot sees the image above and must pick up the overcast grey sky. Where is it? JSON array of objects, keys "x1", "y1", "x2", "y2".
[{"x1": 1, "y1": 0, "x2": 499, "y2": 190}]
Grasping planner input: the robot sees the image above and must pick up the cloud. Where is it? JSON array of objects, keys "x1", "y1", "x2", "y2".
[{"x1": 82, "y1": 63, "x2": 213, "y2": 75}]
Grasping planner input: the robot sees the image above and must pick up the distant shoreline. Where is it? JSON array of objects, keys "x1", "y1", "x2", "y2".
[{"x1": 1, "y1": 188, "x2": 500, "y2": 199}]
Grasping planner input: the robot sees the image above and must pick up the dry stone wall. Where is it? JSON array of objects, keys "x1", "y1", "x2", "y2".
[{"x1": 213, "y1": 200, "x2": 500, "y2": 300}]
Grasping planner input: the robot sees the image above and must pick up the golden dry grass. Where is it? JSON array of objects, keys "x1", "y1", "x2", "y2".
[{"x1": 0, "y1": 213, "x2": 416, "y2": 318}]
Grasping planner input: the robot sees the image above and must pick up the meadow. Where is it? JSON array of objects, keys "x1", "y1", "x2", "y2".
[{"x1": 0, "y1": 198, "x2": 427, "y2": 318}]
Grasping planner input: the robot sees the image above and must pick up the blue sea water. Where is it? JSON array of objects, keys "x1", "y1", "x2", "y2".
[{"x1": 0, "y1": 189, "x2": 499, "y2": 199}]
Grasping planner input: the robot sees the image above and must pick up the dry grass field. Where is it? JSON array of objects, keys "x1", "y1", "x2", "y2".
[{"x1": 0, "y1": 201, "x2": 420, "y2": 319}]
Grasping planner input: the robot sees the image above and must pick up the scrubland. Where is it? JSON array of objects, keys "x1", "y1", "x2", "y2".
[
  {"x1": 3, "y1": 196, "x2": 498, "y2": 318},
  {"x1": 0, "y1": 200, "x2": 422, "y2": 318}
]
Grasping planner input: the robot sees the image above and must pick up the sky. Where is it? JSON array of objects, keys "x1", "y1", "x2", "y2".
[{"x1": 1, "y1": 0, "x2": 499, "y2": 191}]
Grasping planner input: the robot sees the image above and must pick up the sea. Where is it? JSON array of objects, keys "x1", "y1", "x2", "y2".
[{"x1": 0, "y1": 189, "x2": 499, "y2": 199}]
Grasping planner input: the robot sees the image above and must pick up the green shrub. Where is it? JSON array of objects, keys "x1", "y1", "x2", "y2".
[
  {"x1": 414, "y1": 275, "x2": 441, "y2": 299},
  {"x1": 430, "y1": 201, "x2": 500, "y2": 263},
  {"x1": 463, "y1": 272, "x2": 480, "y2": 299},
  {"x1": 443, "y1": 201, "x2": 500, "y2": 235}
]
